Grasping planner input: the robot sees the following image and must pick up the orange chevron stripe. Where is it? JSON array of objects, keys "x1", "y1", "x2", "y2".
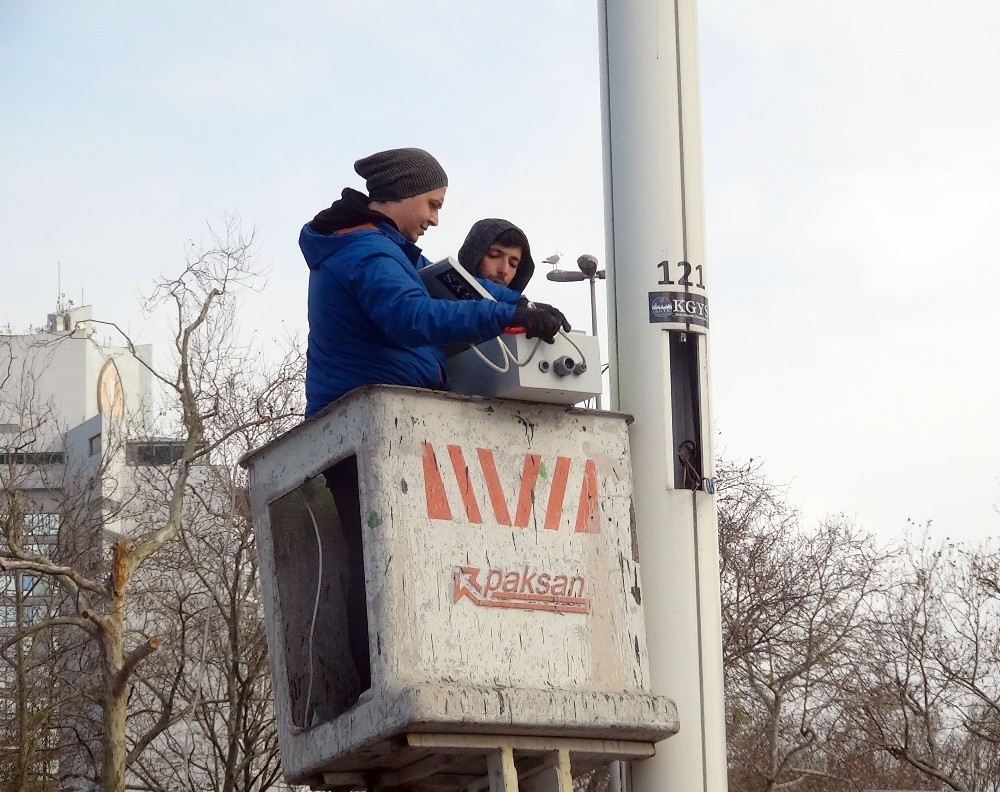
[
  {"x1": 422, "y1": 441, "x2": 452, "y2": 520},
  {"x1": 447, "y1": 444, "x2": 482, "y2": 523},
  {"x1": 544, "y1": 456, "x2": 572, "y2": 531},
  {"x1": 477, "y1": 448, "x2": 512, "y2": 526},
  {"x1": 575, "y1": 458, "x2": 600, "y2": 533},
  {"x1": 513, "y1": 453, "x2": 541, "y2": 527}
]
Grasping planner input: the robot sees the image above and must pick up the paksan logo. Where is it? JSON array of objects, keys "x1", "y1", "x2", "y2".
[
  {"x1": 453, "y1": 565, "x2": 590, "y2": 614},
  {"x1": 421, "y1": 442, "x2": 599, "y2": 533}
]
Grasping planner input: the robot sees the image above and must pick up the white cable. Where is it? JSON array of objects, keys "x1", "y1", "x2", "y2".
[
  {"x1": 557, "y1": 328, "x2": 587, "y2": 367},
  {"x1": 466, "y1": 303, "x2": 589, "y2": 375},
  {"x1": 466, "y1": 333, "x2": 546, "y2": 372},
  {"x1": 299, "y1": 490, "x2": 324, "y2": 732},
  {"x1": 469, "y1": 338, "x2": 511, "y2": 373},
  {"x1": 501, "y1": 335, "x2": 544, "y2": 367},
  {"x1": 495, "y1": 328, "x2": 586, "y2": 370}
]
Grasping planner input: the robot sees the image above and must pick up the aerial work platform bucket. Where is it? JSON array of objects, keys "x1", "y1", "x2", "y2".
[{"x1": 241, "y1": 386, "x2": 677, "y2": 789}]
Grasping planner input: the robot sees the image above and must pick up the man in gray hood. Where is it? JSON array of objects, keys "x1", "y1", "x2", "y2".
[{"x1": 458, "y1": 218, "x2": 536, "y2": 293}]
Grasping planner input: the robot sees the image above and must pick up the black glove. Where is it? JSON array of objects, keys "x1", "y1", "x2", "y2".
[
  {"x1": 512, "y1": 299, "x2": 571, "y2": 344},
  {"x1": 525, "y1": 300, "x2": 571, "y2": 333}
]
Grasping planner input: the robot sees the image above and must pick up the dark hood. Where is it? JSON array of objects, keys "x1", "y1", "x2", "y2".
[
  {"x1": 457, "y1": 218, "x2": 535, "y2": 293},
  {"x1": 301, "y1": 189, "x2": 419, "y2": 273},
  {"x1": 308, "y1": 188, "x2": 398, "y2": 235}
]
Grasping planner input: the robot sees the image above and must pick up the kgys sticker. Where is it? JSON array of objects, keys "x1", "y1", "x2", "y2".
[{"x1": 648, "y1": 291, "x2": 709, "y2": 328}]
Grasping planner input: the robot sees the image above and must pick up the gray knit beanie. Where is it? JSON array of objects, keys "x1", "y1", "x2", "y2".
[{"x1": 354, "y1": 148, "x2": 448, "y2": 201}]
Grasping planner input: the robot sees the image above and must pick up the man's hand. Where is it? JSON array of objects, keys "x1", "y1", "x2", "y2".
[
  {"x1": 525, "y1": 301, "x2": 571, "y2": 333},
  {"x1": 512, "y1": 299, "x2": 572, "y2": 344}
]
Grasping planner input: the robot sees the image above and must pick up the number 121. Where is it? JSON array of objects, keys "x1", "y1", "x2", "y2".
[{"x1": 657, "y1": 260, "x2": 704, "y2": 288}]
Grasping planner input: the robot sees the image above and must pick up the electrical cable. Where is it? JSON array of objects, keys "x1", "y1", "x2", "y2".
[
  {"x1": 556, "y1": 328, "x2": 586, "y2": 366},
  {"x1": 298, "y1": 489, "x2": 324, "y2": 732},
  {"x1": 469, "y1": 338, "x2": 512, "y2": 373},
  {"x1": 466, "y1": 328, "x2": 574, "y2": 374},
  {"x1": 464, "y1": 301, "x2": 592, "y2": 383},
  {"x1": 501, "y1": 335, "x2": 544, "y2": 367}
]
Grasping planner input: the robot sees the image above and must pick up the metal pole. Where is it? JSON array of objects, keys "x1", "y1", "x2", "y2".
[
  {"x1": 589, "y1": 276, "x2": 602, "y2": 409},
  {"x1": 599, "y1": 2, "x2": 728, "y2": 791}
]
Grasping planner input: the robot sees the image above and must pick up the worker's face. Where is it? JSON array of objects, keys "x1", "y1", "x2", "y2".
[
  {"x1": 477, "y1": 244, "x2": 522, "y2": 286},
  {"x1": 382, "y1": 187, "x2": 446, "y2": 242}
]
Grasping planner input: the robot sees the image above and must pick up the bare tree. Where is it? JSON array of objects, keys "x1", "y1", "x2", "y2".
[
  {"x1": 124, "y1": 347, "x2": 303, "y2": 791},
  {"x1": 0, "y1": 544, "x2": 65, "y2": 790},
  {"x1": 1, "y1": 220, "x2": 303, "y2": 792},
  {"x1": 938, "y1": 545, "x2": 1000, "y2": 749},
  {"x1": 718, "y1": 459, "x2": 909, "y2": 792},
  {"x1": 842, "y1": 535, "x2": 1000, "y2": 792}
]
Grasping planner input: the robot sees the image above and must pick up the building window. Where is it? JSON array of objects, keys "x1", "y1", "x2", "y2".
[
  {"x1": 22, "y1": 575, "x2": 47, "y2": 598},
  {"x1": 89, "y1": 433, "x2": 102, "y2": 456},
  {"x1": 126, "y1": 441, "x2": 197, "y2": 466},
  {"x1": 24, "y1": 513, "x2": 59, "y2": 537},
  {"x1": 0, "y1": 605, "x2": 16, "y2": 627},
  {"x1": 0, "y1": 452, "x2": 65, "y2": 465}
]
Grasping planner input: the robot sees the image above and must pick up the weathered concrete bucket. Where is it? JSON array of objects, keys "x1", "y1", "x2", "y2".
[{"x1": 241, "y1": 385, "x2": 677, "y2": 790}]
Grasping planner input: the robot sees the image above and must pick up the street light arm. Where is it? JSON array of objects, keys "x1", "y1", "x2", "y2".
[{"x1": 546, "y1": 270, "x2": 588, "y2": 282}]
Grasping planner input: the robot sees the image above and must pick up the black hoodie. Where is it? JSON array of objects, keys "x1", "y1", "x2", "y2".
[
  {"x1": 457, "y1": 218, "x2": 535, "y2": 293},
  {"x1": 309, "y1": 188, "x2": 397, "y2": 235}
]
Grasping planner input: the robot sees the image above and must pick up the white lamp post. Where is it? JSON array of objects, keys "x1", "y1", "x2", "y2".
[{"x1": 600, "y1": 1, "x2": 728, "y2": 790}]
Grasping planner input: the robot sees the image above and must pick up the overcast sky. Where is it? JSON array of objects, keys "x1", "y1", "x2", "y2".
[{"x1": 2, "y1": 1, "x2": 997, "y2": 544}]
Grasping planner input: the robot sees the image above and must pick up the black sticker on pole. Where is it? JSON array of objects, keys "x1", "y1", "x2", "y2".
[{"x1": 648, "y1": 291, "x2": 710, "y2": 327}]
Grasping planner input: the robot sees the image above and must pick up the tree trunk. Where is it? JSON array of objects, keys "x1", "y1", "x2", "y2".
[
  {"x1": 101, "y1": 608, "x2": 126, "y2": 792},
  {"x1": 14, "y1": 573, "x2": 28, "y2": 791},
  {"x1": 101, "y1": 542, "x2": 129, "y2": 792}
]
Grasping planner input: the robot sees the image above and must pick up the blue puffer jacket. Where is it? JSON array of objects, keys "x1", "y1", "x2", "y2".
[{"x1": 302, "y1": 191, "x2": 519, "y2": 416}]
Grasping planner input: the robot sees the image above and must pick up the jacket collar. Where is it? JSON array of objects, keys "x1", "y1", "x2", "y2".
[{"x1": 376, "y1": 221, "x2": 423, "y2": 265}]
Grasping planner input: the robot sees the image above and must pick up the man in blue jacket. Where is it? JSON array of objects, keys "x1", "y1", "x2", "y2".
[{"x1": 302, "y1": 148, "x2": 567, "y2": 418}]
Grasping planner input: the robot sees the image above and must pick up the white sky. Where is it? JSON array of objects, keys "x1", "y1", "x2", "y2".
[{"x1": 2, "y1": 1, "x2": 998, "y2": 543}]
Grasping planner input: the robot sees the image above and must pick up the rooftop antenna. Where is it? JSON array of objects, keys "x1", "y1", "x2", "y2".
[{"x1": 57, "y1": 261, "x2": 62, "y2": 312}]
